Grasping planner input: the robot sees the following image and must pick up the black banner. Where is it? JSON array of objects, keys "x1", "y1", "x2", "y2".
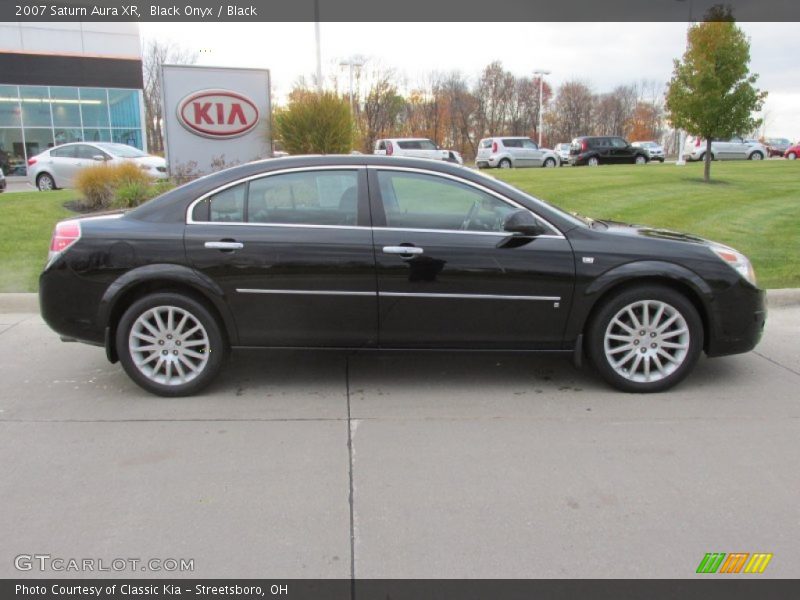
[
  {"x1": 4, "y1": 579, "x2": 800, "y2": 600},
  {"x1": 2, "y1": 0, "x2": 800, "y2": 22}
]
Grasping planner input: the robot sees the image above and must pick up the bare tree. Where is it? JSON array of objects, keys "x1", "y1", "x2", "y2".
[
  {"x1": 593, "y1": 85, "x2": 638, "y2": 136},
  {"x1": 547, "y1": 81, "x2": 594, "y2": 143},
  {"x1": 142, "y1": 39, "x2": 197, "y2": 153}
]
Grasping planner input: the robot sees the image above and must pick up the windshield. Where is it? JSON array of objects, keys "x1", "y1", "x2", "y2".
[
  {"x1": 470, "y1": 169, "x2": 589, "y2": 229},
  {"x1": 96, "y1": 143, "x2": 148, "y2": 158}
]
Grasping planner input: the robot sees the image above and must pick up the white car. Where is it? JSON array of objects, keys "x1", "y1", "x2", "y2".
[
  {"x1": 684, "y1": 136, "x2": 767, "y2": 162},
  {"x1": 373, "y1": 138, "x2": 463, "y2": 164},
  {"x1": 476, "y1": 137, "x2": 560, "y2": 169},
  {"x1": 27, "y1": 142, "x2": 167, "y2": 191},
  {"x1": 632, "y1": 141, "x2": 665, "y2": 162},
  {"x1": 554, "y1": 143, "x2": 571, "y2": 165}
]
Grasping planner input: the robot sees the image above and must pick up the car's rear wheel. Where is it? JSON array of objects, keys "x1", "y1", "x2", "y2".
[
  {"x1": 587, "y1": 285, "x2": 703, "y2": 393},
  {"x1": 499, "y1": 158, "x2": 512, "y2": 169},
  {"x1": 787, "y1": 152, "x2": 797, "y2": 160},
  {"x1": 116, "y1": 293, "x2": 226, "y2": 397},
  {"x1": 543, "y1": 157, "x2": 556, "y2": 168},
  {"x1": 749, "y1": 151, "x2": 763, "y2": 161},
  {"x1": 635, "y1": 155, "x2": 647, "y2": 165},
  {"x1": 37, "y1": 173, "x2": 55, "y2": 191},
  {"x1": 587, "y1": 156, "x2": 599, "y2": 167}
]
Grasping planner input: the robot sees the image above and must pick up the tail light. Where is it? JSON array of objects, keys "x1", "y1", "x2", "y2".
[
  {"x1": 27, "y1": 157, "x2": 37, "y2": 166},
  {"x1": 492, "y1": 141, "x2": 498, "y2": 153},
  {"x1": 386, "y1": 141, "x2": 394, "y2": 156},
  {"x1": 48, "y1": 220, "x2": 81, "y2": 262},
  {"x1": 581, "y1": 140, "x2": 588, "y2": 152},
  {"x1": 695, "y1": 137, "x2": 702, "y2": 147}
]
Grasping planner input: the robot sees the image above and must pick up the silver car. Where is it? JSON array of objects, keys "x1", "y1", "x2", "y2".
[
  {"x1": 27, "y1": 142, "x2": 167, "y2": 191},
  {"x1": 554, "y1": 143, "x2": 571, "y2": 165},
  {"x1": 475, "y1": 137, "x2": 560, "y2": 169},
  {"x1": 632, "y1": 141, "x2": 666, "y2": 162},
  {"x1": 684, "y1": 136, "x2": 767, "y2": 162}
]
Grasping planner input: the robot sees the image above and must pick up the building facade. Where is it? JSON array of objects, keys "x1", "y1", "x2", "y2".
[{"x1": 0, "y1": 23, "x2": 145, "y2": 176}]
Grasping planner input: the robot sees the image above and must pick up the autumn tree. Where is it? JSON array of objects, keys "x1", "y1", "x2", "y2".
[
  {"x1": 666, "y1": 17, "x2": 766, "y2": 181},
  {"x1": 546, "y1": 81, "x2": 594, "y2": 144},
  {"x1": 142, "y1": 39, "x2": 196, "y2": 153},
  {"x1": 274, "y1": 92, "x2": 353, "y2": 154}
]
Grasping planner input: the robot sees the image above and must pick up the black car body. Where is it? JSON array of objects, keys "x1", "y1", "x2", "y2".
[
  {"x1": 570, "y1": 136, "x2": 650, "y2": 166},
  {"x1": 40, "y1": 156, "x2": 765, "y2": 396}
]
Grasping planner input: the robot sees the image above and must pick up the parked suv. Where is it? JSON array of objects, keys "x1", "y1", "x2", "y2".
[
  {"x1": 475, "y1": 137, "x2": 560, "y2": 169},
  {"x1": 683, "y1": 137, "x2": 767, "y2": 162},
  {"x1": 374, "y1": 138, "x2": 463, "y2": 164},
  {"x1": 27, "y1": 142, "x2": 167, "y2": 191},
  {"x1": 632, "y1": 141, "x2": 665, "y2": 162},
  {"x1": 569, "y1": 136, "x2": 649, "y2": 166}
]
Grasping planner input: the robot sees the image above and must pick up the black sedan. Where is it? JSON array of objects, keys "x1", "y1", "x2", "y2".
[{"x1": 40, "y1": 156, "x2": 765, "y2": 396}]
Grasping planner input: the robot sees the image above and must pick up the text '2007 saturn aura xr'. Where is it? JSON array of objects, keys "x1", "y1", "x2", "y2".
[{"x1": 39, "y1": 156, "x2": 766, "y2": 396}]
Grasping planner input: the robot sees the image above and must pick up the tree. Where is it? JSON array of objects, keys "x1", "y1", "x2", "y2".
[
  {"x1": 546, "y1": 81, "x2": 594, "y2": 144},
  {"x1": 274, "y1": 92, "x2": 353, "y2": 154},
  {"x1": 666, "y1": 17, "x2": 766, "y2": 181},
  {"x1": 141, "y1": 39, "x2": 196, "y2": 153}
]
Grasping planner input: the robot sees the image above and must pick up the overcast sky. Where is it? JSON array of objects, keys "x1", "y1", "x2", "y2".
[{"x1": 141, "y1": 22, "x2": 800, "y2": 141}]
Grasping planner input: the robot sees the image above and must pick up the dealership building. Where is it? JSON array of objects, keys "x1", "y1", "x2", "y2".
[{"x1": 0, "y1": 22, "x2": 145, "y2": 175}]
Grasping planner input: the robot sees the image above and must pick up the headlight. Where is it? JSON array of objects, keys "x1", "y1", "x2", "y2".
[{"x1": 710, "y1": 244, "x2": 757, "y2": 286}]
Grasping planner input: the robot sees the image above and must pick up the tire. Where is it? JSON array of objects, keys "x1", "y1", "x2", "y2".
[
  {"x1": 116, "y1": 292, "x2": 227, "y2": 397},
  {"x1": 587, "y1": 156, "x2": 599, "y2": 167},
  {"x1": 37, "y1": 173, "x2": 56, "y2": 191},
  {"x1": 635, "y1": 155, "x2": 647, "y2": 165},
  {"x1": 658, "y1": 158, "x2": 665, "y2": 163},
  {"x1": 498, "y1": 158, "x2": 512, "y2": 169},
  {"x1": 543, "y1": 157, "x2": 556, "y2": 168},
  {"x1": 787, "y1": 152, "x2": 797, "y2": 161},
  {"x1": 586, "y1": 285, "x2": 703, "y2": 393},
  {"x1": 749, "y1": 151, "x2": 763, "y2": 161}
]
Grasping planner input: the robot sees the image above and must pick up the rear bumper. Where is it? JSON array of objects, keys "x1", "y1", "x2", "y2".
[{"x1": 706, "y1": 284, "x2": 766, "y2": 357}]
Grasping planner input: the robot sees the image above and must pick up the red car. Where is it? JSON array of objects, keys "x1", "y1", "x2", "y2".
[{"x1": 784, "y1": 143, "x2": 799, "y2": 160}]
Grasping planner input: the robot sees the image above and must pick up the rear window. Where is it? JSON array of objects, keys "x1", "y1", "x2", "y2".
[{"x1": 480, "y1": 139, "x2": 492, "y2": 148}]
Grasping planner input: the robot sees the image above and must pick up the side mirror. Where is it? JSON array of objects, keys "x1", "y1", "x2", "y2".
[
  {"x1": 503, "y1": 210, "x2": 548, "y2": 236},
  {"x1": 92, "y1": 155, "x2": 107, "y2": 162}
]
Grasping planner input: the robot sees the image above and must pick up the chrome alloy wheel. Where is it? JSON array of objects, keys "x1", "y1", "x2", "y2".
[
  {"x1": 128, "y1": 306, "x2": 210, "y2": 386},
  {"x1": 603, "y1": 300, "x2": 690, "y2": 383}
]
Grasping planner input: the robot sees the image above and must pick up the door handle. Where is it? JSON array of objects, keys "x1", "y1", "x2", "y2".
[
  {"x1": 383, "y1": 246, "x2": 423, "y2": 256},
  {"x1": 204, "y1": 241, "x2": 243, "y2": 250}
]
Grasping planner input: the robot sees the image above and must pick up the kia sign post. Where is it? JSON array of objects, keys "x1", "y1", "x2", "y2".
[{"x1": 161, "y1": 65, "x2": 271, "y2": 175}]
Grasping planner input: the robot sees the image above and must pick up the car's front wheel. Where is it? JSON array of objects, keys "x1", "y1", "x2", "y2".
[
  {"x1": 749, "y1": 151, "x2": 764, "y2": 161},
  {"x1": 37, "y1": 173, "x2": 55, "y2": 191},
  {"x1": 543, "y1": 157, "x2": 556, "y2": 168},
  {"x1": 116, "y1": 292, "x2": 226, "y2": 397},
  {"x1": 787, "y1": 152, "x2": 797, "y2": 160},
  {"x1": 587, "y1": 285, "x2": 703, "y2": 393}
]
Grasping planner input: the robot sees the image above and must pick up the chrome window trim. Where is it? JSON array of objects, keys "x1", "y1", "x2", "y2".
[
  {"x1": 367, "y1": 165, "x2": 565, "y2": 238},
  {"x1": 236, "y1": 289, "x2": 560, "y2": 302},
  {"x1": 185, "y1": 165, "x2": 366, "y2": 225},
  {"x1": 184, "y1": 163, "x2": 565, "y2": 240}
]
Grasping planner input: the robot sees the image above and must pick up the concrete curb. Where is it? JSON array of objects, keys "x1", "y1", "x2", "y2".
[{"x1": 2, "y1": 288, "x2": 800, "y2": 314}]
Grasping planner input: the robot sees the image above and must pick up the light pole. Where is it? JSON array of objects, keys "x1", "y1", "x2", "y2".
[
  {"x1": 533, "y1": 69, "x2": 551, "y2": 147},
  {"x1": 314, "y1": 0, "x2": 323, "y2": 91},
  {"x1": 339, "y1": 56, "x2": 365, "y2": 115}
]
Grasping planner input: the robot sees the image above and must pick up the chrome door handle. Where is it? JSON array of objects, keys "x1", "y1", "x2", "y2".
[
  {"x1": 204, "y1": 241, "x2": 243, "y2": 250},
  {"x1": 383, "y1": 246, "x2": 423, "y2": 256}
]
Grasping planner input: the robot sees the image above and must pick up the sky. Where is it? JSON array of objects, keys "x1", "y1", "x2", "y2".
[{"x1": 141, "y1": 22, "x2": 800, "y2": 141}]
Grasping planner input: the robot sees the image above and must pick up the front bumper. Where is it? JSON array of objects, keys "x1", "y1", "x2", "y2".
[{"x1": 706, "y1": 283, "x2": 766, "y2": 357}]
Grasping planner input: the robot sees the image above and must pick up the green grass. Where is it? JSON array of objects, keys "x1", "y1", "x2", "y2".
[
  {"x1": 494, "y1": 160, "x2": 800, "y2": 289},
  {"x1": 0, "y1": 190, "x2": 74, "y2": 292},
  {"x1": 0, "y1": 161, "x2": 798, "y2": 291}
]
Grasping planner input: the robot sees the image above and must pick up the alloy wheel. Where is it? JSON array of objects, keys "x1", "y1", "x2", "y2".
[
  {"x1": 603, "y1": 300, "x2": 690, "y2": 384},
  {"x1": 128, "y1": 305, "x2": 210, "y2": 386}
]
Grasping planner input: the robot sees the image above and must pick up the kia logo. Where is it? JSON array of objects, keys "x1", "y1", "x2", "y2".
[{"x1": 177, "y1": 89, "x2": 260, "y2": 139}]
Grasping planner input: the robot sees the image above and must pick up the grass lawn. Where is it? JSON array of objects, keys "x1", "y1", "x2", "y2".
[
  {"x1": 494, "y1": 160, "x2": 800, "y2": 289},
  {"x1": 0, "y1": 160, "x2": 798, "y2": 291},
  {"x1": 0, "y1": 189, "x2": 74, "y2": 293}
]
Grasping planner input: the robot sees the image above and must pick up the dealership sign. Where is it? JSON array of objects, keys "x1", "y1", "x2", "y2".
[{"x1": 177, "y1": 89, "x2": 260, "y2": 139}]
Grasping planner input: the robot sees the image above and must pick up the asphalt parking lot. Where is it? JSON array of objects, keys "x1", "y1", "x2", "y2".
[{"x1": 1, "y1": 297, "x2": 798, "y2": 579}]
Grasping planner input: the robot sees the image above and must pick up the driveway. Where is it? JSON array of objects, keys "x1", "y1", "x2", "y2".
[{"x1": 0, "y1": 302, "x2": 798, "y2": 578}]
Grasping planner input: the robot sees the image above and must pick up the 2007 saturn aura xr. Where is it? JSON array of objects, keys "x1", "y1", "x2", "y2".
[{"x1": 39, "y1": 156, "x2": 766, "y2": 396}]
